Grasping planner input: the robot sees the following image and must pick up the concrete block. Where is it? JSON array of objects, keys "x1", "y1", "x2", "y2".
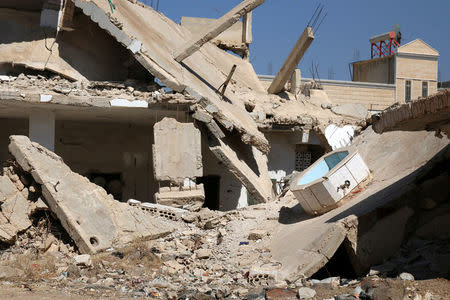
[
  {"x1": 155, "y1": 186, "x2": 205, "y2": 210},
  {"x1": 248, "y1": 265, "x2": 278, "y2": 285},
  {"x1": 153, "y1": 118, "x2": 202, "y2": 183},
  {"x1": 1, "y1": 193, "x2": 31, "y2": 232},
  {"x1": 129, "y1": 201, "x2": 189, "y2": 221},
  {"x1": 0, "y1": 176, "x2": 17, "y2": 203}
]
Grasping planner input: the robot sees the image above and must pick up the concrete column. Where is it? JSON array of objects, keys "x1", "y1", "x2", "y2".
[
  {"x1": 29, "y1": 110, "x2": 55, "y2": 151},
  {"x1": 289, "y1": 68, "x2": 302, "y2": 94},
  {"x1": 268, "y1": 27, "x2": 314, "y2": 94}
]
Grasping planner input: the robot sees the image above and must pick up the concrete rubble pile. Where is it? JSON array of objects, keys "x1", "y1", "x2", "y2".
[
  {"x1": 0, "y1": 0, "x2": 449, "y2": 299},
  {"x1": 0, "y1": 134, "x2": 447, "y2": 299}
]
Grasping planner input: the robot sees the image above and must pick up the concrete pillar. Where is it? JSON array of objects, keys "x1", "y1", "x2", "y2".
[
  {"x1": 268, "y1": 27, "x2": 314, "y2": 94},
  {"x1": 29, "y1": 110, "x2": 55, "y2": 151},
  {"x1": 242, "y1": 4, "x2": 252, "y2": 44},
  {"x1": 289, "y1": 68, "x2": 302, "y2": 94}
]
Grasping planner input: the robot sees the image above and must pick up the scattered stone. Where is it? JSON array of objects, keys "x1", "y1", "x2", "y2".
[
  {"x1": 74, "y1": 254, "x2": 92, "y2": 267},
  {"x1": 196, "y1": 248, "x2": 212, "y2": 259},
  {"x1": 103, "y1": 277, "x2": 115, "y2": 286},
  {"x1": 399, "y1": 272, "x2": 414, "y2": 281},
  {"x1": 248, "y1": 230, "x2": 267, "y2": 241},
  {"x1": 66, "y1": 264, "x2": 81, "y2": 278},
  {"x1": 297, "y1": 287, "x2": 316, "y2": 299},
  {"x1": 181, "y1": 213, "x2": 197, "y2": 223},
  {"x1": 266, "y1": 288, "x2": 297, "y2": 300},
  {"x1": 314, "y1": 276, "x2": 340, "y2": 288},
  {"x1": 0, "y1": 265, "x2": 24, "y2": 279}
]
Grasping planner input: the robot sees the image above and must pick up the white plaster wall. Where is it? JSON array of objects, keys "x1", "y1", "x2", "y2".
[
  {"x1": 201, "y1": 138, "x2": 244, "y2": 211},
  {"x1": 29, "y1": 110, "x2": 55, "y2": 151}
]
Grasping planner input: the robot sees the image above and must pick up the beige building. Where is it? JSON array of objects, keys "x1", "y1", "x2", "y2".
[
  {"x1": 351, "y1": 39, "x2": 439, "y2": 108},
  {"x1": 260, "y1": 38, "x2": 440, "y2": 113}
]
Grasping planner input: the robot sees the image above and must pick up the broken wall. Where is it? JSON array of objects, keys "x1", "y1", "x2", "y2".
[{"x1": 153, "y1": 118, "x2": 202, "y2": 183}]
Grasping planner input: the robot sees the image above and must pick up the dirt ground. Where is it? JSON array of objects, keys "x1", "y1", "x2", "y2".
[{"x1": 0, "y1": 278, "x2": 449, "y2": 299}]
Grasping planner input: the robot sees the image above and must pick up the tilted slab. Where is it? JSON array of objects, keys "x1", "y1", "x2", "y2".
[
  {"x1": 207, "y1": 134, "x2": 273, "y2": 204},
  {"x1": 73, "y1": 0, "x2": 269, "y2": 153},
  {"x1": 8, "y1": 135, "x2": 176, "y2": 254}
]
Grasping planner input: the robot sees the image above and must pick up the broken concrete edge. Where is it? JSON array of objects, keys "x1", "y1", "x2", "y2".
[
  {"x1": 7, "y1": 61, "x2": 81, "y2": 82},
  {"x1": 0, "y1": 90, "x2": 195, "y2": 109},
  {"x1": 282, "y1": 221, "x2": 350, "y2": 282},
  {"x1": 372, "y1": 89, "x2": 450, "y2": 136}
]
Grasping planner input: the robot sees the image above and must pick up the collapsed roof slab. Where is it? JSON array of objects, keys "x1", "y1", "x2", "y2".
[
  {"x1": 73, "y1": 0, "x2": 269, "y2": 154},
  {"x1": 269, "y1": 128, "x2": 449, "y2": 280}
]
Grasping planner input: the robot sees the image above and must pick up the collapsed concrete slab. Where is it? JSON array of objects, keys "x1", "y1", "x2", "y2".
[
  {"x1": 269, "y1": 128, "x2": 449, "y2": 280},
  {"x1": 73, "y1": 0, "x2": 270, "y2": 154},
  {"x1": 8, "y1": 135, "x2": 177, "y2": 254}
]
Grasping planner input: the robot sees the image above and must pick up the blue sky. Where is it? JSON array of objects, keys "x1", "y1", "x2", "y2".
[{"x1": 140, "y1": 0, "x2": 450, "y2": 81}]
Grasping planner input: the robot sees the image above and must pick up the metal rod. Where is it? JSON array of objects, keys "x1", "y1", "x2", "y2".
[
  {"x1": 311, "y1": 6, "x2": 324, "y2": 29},
  {"x1": 218, "y1": 64, "x2": 237, "y2": 96},
  {"x1": 307, "y1": 4, "x2": 321, "y2": 27},
  {"x1": 314, "y1": 13, "x2": 327, "y2": 34}
]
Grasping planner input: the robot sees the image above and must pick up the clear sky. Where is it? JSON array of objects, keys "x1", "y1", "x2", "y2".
[{"x1": 140, "y1": 0, "x2": 450, "y2": 81}]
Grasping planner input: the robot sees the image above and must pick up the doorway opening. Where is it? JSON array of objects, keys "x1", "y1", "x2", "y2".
[{"x1": 197, "y1": 175, "x2": 220, "y2": 210}]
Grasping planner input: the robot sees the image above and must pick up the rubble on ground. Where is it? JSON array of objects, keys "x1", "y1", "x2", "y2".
[{"x1": 0, "y1": 73, "x2": 195, "y2": 103}]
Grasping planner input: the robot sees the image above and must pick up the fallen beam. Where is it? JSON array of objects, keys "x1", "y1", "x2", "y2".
[
  {"x1": 207, "y1": 134, "x2": 273, "y2": 204},
  {"x1": 174, "y1": 0, "x2": 265, "y2": 62},
  {"x1": 268, "y1": 27, "x2": 314, "y2": 94}
]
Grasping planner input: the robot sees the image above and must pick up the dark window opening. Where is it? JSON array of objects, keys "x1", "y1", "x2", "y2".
[
  {"x1": 89, "y1": 173, "x2": 123, "y2": 201},
  {"x1": 422, "y1": 81, "x2": 428, "y2": 98},
  {"x1": 295, "y1": 144, "x2": 326, "y2": 172},
  {"x1": 405, "y1": 80, "x2": 412, "y2": 102},
  {"x1": 197, "y1": 175, "x2": 220, "y2": 210}
]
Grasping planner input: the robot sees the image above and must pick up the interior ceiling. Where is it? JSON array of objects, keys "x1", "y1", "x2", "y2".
[{"x1": 0, "y1": 0, "x2": 45, "y2": 11}]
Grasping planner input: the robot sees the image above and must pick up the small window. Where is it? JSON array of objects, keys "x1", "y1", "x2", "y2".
[
  {"x1": 405, "y1": 80, "x2": 411, "y2": 102},
  {"x1": 422, "y1": 81, "x2": 428, "y2": 97}
]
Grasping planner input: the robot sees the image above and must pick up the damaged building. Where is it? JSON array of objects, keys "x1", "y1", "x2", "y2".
[
  {"x1": 0, "y1": 1, "x2": 449, "y2": 299},
  {"x1": 0, "y1": 0, "x2": 359, "y2": 211}
]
